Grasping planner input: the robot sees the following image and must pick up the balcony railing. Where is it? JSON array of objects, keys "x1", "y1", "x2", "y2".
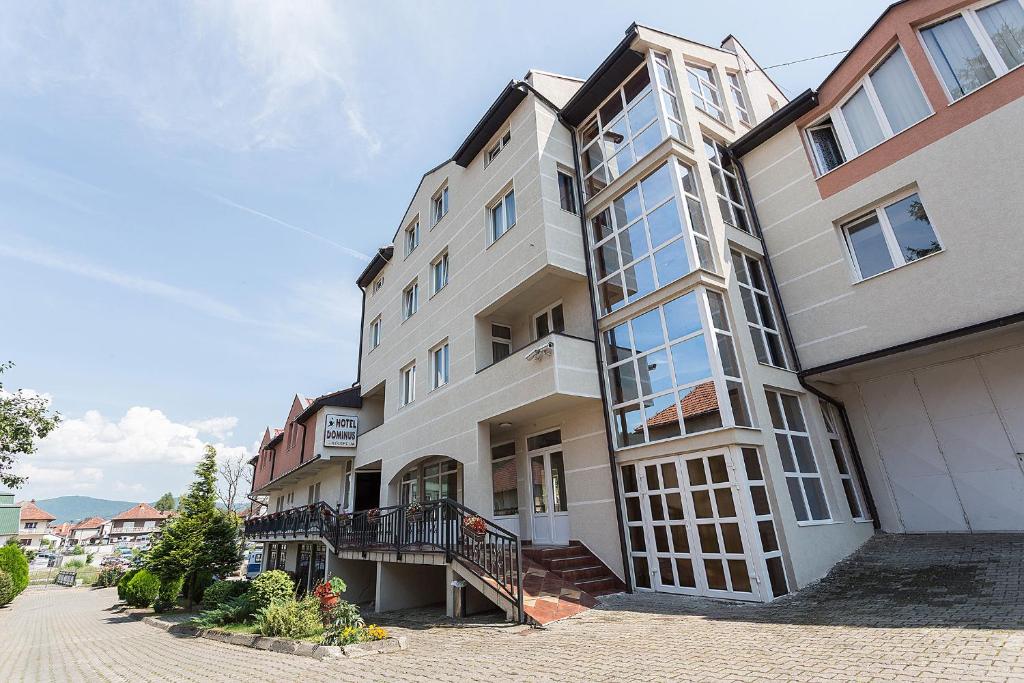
[{"x1": 244, "y1": 498, "x2": 524, "y2": 623}]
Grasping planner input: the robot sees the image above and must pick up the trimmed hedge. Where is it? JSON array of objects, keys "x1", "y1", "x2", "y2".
[
  {"x1": 248, "y1": 570, "x2": 294, "y2": 612},
  {"x1": 200, "y1": 579, "x2": 249, "y2": 609},
  {"x1": 0, "y1": 546, "x2": 28, "y2": 596},
  {"x1": 123, "y1": 569, "x2": 160, "y2": 607},
  {"x1": 0, "y1": 569, "x2": 14, "y2": 606},
  {"x1": 117, "y1": 568, "x2": 140, "y2": 601},
  {"x1": 154, "y1": 575, "x2": 184, "y2": 613}
]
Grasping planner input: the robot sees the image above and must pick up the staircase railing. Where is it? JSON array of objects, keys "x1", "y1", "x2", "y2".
[{"x1": 244, "y1": 498, "x2": 524, "y2": 623}]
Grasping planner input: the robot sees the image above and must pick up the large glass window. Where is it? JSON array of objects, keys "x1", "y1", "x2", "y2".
[
  {"x1": 604, "y1": 287, "x2": 749, "y2": 449},
  {"x1": 590, "y1": 160, "x2": 713, "y2": 315},
  {"x1": 704, "y1": 137, "x2": 750, "y2": 233},
  {"x1": 686, "y1": 63, "x2": 724, "y2": 121},
  {"x1": 491, "y1": 442, "x2": 518, "y2": 516},
  {"x1": 921, "y1": 0, "x2": 1024, "y2": 101},
  {"x1": 820, "y1": 401, "x2": 869, "y2": 521},
  {"x1": 841, "y1": 192, "x2": 941, "y2": 280},
  {"x1": 732, "y1": 250, "x2": 788, "y2": 369},
  {"x1": 726, "y1": 72, "x2": 751, "y2": 125},
  {"x1": 765, "y1": 390, "x2": 830, "y2": 523}
]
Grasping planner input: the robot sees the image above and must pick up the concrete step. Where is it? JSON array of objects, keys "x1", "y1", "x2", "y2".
[
  {"x1": 554, "y1": 565, "x2": 611, "y2": 583},
  {"x1": 574, "y1": 576, "x2": 620, "y2": 594},
  {"x1": 547, "y1": 555, "x2": 599, "y2": 571}
]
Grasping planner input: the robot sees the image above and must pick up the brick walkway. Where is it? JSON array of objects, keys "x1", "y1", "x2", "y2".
[{"x1": 2, "y1": 534, "x2": 1024, "y2": 682}]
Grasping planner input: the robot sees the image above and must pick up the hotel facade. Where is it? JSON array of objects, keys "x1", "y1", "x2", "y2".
[{"x1": 245, "y1": 0, "x2": 1024, "y2": 624}]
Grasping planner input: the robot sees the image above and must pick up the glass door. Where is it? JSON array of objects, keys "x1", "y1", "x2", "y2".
[{"x1": 530, "y1": 449, "x2": 570, "y2": 545}]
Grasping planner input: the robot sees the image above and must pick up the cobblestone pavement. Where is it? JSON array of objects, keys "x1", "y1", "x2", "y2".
[{"x1": 2, "y1": 534, "x2": 1024, "y2": 682}]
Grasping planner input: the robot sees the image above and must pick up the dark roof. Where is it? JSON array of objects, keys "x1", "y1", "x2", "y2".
[
  {"x1": 266, "y1": 432, "x2": 284, "y2": 449},
  {"x1": 296, "y1": 386, "x2": 363, "y2": 423},
  {"x1": 453, "y1": 81, "x2": 528, "y2": 167},
  {"x1": 356, "y1": 246, "x2": 394, "y2": 289},
  {"x1": 729, "y1": 89, "x2": 817, "y2": 157},
  {"x1": 562, "y1": 24, "x2": 644, "y2": 126}
]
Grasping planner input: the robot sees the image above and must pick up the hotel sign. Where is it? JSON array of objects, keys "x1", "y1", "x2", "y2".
[{"x1": 324, "y1": 413, "x2": 358, "y2": 448}]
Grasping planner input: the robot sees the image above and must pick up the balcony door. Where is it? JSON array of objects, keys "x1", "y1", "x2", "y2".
[{"x1": 529, "y1": 430, "x2": 570, "y2": 545}]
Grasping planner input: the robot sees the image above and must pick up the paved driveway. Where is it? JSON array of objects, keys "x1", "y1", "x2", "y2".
[{"x1": 2, "y1": 534, "x2": 1024, "y2": 682}]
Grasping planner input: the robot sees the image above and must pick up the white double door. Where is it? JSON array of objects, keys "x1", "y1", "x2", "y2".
[{"x1": 530, "y1": 448, "x2": 570, "y2": 545}]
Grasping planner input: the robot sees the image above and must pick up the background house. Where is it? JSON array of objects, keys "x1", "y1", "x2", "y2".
[{"x1": 17, "y1": 500, "x2": 57, "y2": 549}]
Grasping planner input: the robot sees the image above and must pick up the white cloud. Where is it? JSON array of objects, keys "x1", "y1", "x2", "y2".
[{"x1": 188, "y1": 416, "x2": 239, "y2": 441}]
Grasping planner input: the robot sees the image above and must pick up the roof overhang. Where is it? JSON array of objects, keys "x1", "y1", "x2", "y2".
[
  {"x1": 266, "y1": 432, "x2": 283, "y2": 449},
  {"x1": 251, "y1": 455, "x2": 338, "y2": 495},
  {"x1": 562, "y1": 24, "x2": 645, "y2": 127},
  {"x1": 730, "y1": 89, "x2": 817, "y2": 157},
  {"x1": 356, "y1": 246, "x2": 394, "y2": 289},
  {"x1": 453, "y1": 81, "x2": 528, "y2": 167},
  {"x1": 296, "y1": 386, "x2": 363, "y2": 423}
]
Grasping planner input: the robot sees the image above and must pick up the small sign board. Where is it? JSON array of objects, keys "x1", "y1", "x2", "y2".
[{"x1": 324, "y1": 413, "x2": 358, "y2": 448}]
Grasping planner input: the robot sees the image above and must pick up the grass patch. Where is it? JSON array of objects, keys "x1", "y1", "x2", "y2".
[{"x1": 29, "y1": 565, "x2": 101, "y2": 585}]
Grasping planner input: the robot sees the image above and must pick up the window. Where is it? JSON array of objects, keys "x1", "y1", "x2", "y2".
[
  {"x1": 24, "y1": 522, "x2": 37, "y2": 529},
  {"x1": 841, "y1": 192, "x2": 941, "y2": 280},
  {"x1": 765, "y1": 390, "x2": 831, "y2": 523},
  {"x1": 652, "y1": 52, "x2": 687, "y2": 141},
  {"x1": 533, "y1": 302, "x2": 565, "y2": 339},
  {"x1": 431, "y1": 341, "x2": 450, "y2": 389},
  {"x1": 704, "y1": 137, "x2": 750, "y2": 233},
  {"x1": 400, "y1": 362, "x2": 416, "y2": 406},
  {"x1": 402, "y1": 280, "x2": 419, "y2": 320},
  {"x1": 372, "y1": 276, "x2": 383, "y2": 294},
  {"x1": 431, "y1": 251, "x2": 449, "y2": 294},
  {"x1": 369, "y1": 316, "x2": 382, "y2": 350},
  {"x1": 605, "y1": 288, "x2": 749, "y2": 448},
  {"x1": 491, "y1": 323, "x2": 512, "y2": 363},
  {"x1": 486, "y1": 129, "x2": 512, "y2": 166},
  {"x1": 579, "y1": 59, "x2": 662, "y2": 198},
  {"x1": 404, "y1": 220, "x2": 420, "y2": 256},
  {"x1": 307, "y1": 482, "x2": 320, "y2": 505},
  {"x1": 686, "y1": 63, "x2": 724, "y2": 121},
  {"x1": 726, "y1": 72, "x2": 751, "y2": 125},
  {"x1": 922, "y1": 1, "x2": 1024, "y2": 101},
  {"x1": 557, "y1": 170, "x2": 578, "y2": 214},
  {"x1": 491, "y1": 442, "x2": 518, "y2": 516},
  {"x1": 732, "y1": 250, "x2": 788, "y2": 369},
  {"x1": 590, "y1": 160, "x2": 714, "y2": 315},
  {"x1": 489, "y1": 188, "x2": 516, "y2": 243},
  {"x1": 400, "y1": 469, "x2": 418, "y2": 504},
  {"x1": 820, "y1": 401, "x2": 868, "y2": 521},
  {"x1": 807, "y1": 118, "x2": 846, "y2": 174},
  {"x1": 423, "y1": 460, "x2": 458, "y2": 501},
  {"x1": 431, "y1": 185, "x2": 449, "y2": 226}
]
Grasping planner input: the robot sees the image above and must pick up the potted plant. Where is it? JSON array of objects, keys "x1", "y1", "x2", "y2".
[
  {"x1": 463, "y1": 515, "x2": 486, "y2": 543},
  {"x1": 366, "y1": 508, "x2": 380, "y2": 528},
  {"x1": 313, "y1": 576, "x2": 347, "y2": 613},
  {"x1": 406, "y1": 500, "x2": 423, "y2": 521}
]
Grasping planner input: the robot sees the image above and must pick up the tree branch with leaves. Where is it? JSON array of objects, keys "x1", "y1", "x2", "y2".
[{"x1": 0, "y1": 362, "x2": 61, "y2": 490}]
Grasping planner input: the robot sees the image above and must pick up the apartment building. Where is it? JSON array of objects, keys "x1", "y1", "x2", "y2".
[
  {"x1": 108, "y1": 503, "x2": 170, "y2": 545},
  {"x1": 733, "y1": 0, "x2": 1024, "y2": 535}
]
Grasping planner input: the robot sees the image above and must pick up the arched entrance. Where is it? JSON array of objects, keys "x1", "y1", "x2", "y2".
[{"x1": 396, "y1": 456, "x2": 461, "y2": 504}]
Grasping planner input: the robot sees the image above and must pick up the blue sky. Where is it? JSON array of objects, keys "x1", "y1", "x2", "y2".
[{"x1": 1, "y1": 0, "x2": 891, "y2": 503}]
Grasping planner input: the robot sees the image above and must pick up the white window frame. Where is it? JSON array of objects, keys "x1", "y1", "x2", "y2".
[
  {"x1": 820, "y1": 400, "x2": 869, "y2": 522},
  {"x1": 430, "y1": 250, "x2": 449, "y2": 295},
  {"x1": 404, "y1": 219, "x2": 420, "y2": 257},
  {"x1": 402, "y1": 280, "x2": 419, "y2": 320},
  {"x1": 430, "y1": 340, "x2": 450, "y2": 390},
  {"x1": 805, "y1": 45, "x2": 933, "y2": 176},
  {"x1": 532, "y1": 301, "x2": 565, "y2": 340},
  {"x1": 431, "y1": 184, "x2": 449, "y2": 226},
  {"x1": 488, "y1": 186, "x2": 516, "y2": 244},
  {"x1": 485, "y1": 129, "x2": 512, "y2": 167},
  {"x1": 399, "y1": 361, "x2": 416, "y2": 407},
  {"x1": 371, "y1": 276, "x2": 384, "y2": 294},
  {"x1": 491, "y1": 322, "x2": 512, "y2": 363},
  {"x1": 704, "y1": 136, "x2": 751, "y2": 233},
  {"x1": 840, "y1": 190, "x2": 943, "y2": 282},
  {"x1": 765, "y1": 390, "x2": 832, "y2": 525},
  {"x1": 731, "y1": 249, "x2": 789, "y2": 370},
  {"x1": 369, "y1": 315, "x2": 382, "y2": 350},
  {"x1": 726, "y1": 72, "x2": 751, "y2": 125},
  {"x1": 557, "y1": 168, "x2": 579, "y2": 215},
  {"x1": 918, "y1": 0, "x2": 1024, "y2": 103},
  {"x1": 686, "y1": 62, "x2": 725, "y2": 122}
]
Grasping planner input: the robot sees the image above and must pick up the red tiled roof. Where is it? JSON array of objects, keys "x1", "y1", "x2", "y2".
[
  {"x1": 112, "y1": 502, "x2": 169, "y2": 521},
  {"x1": 50, "y1": 522, "x2": 74, "y2": 537},
  {"x1": 643, "y1": 381, "x2": 720, "y2": 429},
  {"x1": 71, "y1": 517, "x2": 106, "y2": 531},
  {"x1": 19, "y1": 500, "x2": 56, "y2": 522}
]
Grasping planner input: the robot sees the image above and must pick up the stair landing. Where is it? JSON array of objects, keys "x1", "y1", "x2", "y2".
[{"x1": 519, "y1": 542, "x2": 625, "y2": 625}]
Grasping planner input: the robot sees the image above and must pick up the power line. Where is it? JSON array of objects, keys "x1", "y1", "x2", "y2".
[{"x1": 749, "y1": 49, "x2": 850, "y2": 72}]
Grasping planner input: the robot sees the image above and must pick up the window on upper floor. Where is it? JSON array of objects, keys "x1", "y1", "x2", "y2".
[
  {"x1": 400, "y1": 362, "x2": 416, "y2": 406},
  {"x1": 430, "y1": 250, "x2": 449, "y2": 295},
  {"x1": 840, "y1": 192, "x2": 941, "y2": 281},
  {"x1": 489, "y1": 187, "x2": 516, "y2": 244},
  {"x1": 731, "y1": 250, "x2": 789, "y2": 369},
  {"x1": 589, "y1": 160, "x2": 714, "y2": 315},
  {"x1": 726, "y1": 72, "x2": 751, "y2": 125},
  {"x1": 486, "y1": 129, "x2": 512, "y2": 166},
  {"x1": 402, "y1": 280, "x2": 419, "y2": 320},
  {"x1": 24, "y1": 522, "x2": 37, "y2": 529},
  {"x1": 431, "y1": 185, "x2": 449, "y2": 226},
  {"x1": 921, "y1": 0, "x2": 1024, "y2": 101},
  {"x1": 372, "y1": 276, "x2": 384, "y2": 294},
  {"x1": 431, "y1": 340, "x2": 450, "y2": 390},
  {"x1": 533, "y1": 302, "x2": 565, "y2": 340},
  {"x1": 806, "y1": 46, "x2": 931, "y2": 175},
  {"x1": 369, "y1": 315, "x2": 382, "y2": 350},
  {"x1": 404, "y1": 219, "x2": 420, "y2": 256},
  {"x1": 491, "y1": 323, "x2": 512, "y2": 363},
  {"x1": 557, "y1": 170, "x2": 578, "y2": 215},
  {"x1": 686, "y1": 63, "x2": 725, "y2": 122},
  {"x1": 703, "y1": 137, "x2": 751, "y2": 233},
  {"x1": 765, "y1": 390, "x2": 831, "y2": 523}
]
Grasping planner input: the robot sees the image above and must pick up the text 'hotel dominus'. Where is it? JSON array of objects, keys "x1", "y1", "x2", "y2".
[{"x1": 244, "y1": 0, "x2": 1024, "y2": 625}]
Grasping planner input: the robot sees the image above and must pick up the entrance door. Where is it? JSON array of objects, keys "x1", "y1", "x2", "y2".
[
  {"x1": 529, "y1": 437, "x2": 570, "y2": 545},
  {"x1": 296, "y1": 543, "x2": 312, "y2": 596}
]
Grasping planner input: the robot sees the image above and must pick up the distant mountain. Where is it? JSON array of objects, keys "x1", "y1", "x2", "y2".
[{"x1": 34, "y1": 496, "x2": 141, "y2": 524}]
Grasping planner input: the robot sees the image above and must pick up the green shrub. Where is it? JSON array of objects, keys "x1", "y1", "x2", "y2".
[
  {"x1": 70, "y1": 545, "x2": 85, "y2": 555},
  {"x1": 256, "y1": 596, "x2": 323, "y2": 639},
  {"x1": 200, "y1": 580, "x2": 249, "y2": 609},
  {"x1": 0, "y1": 545, "x2": 29, "y2": 596},
  {"x1": 94, "y1": 567, "x2": 124, "y2": 589},
  {"x1": 123, "y1": 569, "x2": 160, "y2": 607},
  {"x1": 189, "y1": 571, "x2": 214, "y2": 605},
  {"x1": 248, "y1": 570, "x2": 293, "y2": 612},
  {"x1": 192, "y1": 594, "x2": 254, "y2": 627},
  {"x1": 154, "y1": 575, "x2": 184, "y2": 613},
  {"x1": 63, "y1": 558, "x2": 86, "y2": 570},
  {"x1": 0, "y1": 569, "x2": 14, "y2": 606},
  {"x1": 117, "y1": 568, "x2": 140, "y2": 601}
]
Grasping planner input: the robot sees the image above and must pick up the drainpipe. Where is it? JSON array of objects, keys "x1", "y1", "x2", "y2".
[
  {"x1": 558, "y1": 111, "x2": 633, "y2": 592},
  {"x1": 354, "y1": 284, "x2": 368, "y2": 388},
  {"x1": 731, "y1": 155, "x2": 880, "y2": 528}
]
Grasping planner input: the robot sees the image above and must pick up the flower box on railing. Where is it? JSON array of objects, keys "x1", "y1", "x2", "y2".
[
  {"x1": 406, "y1": 501, "x2": 424, "y2": 521},
  {"x1": 463, "y1": 515, "x2": 486, "y2": 543}
]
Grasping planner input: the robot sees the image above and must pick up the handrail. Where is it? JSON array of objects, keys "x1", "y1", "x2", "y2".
[{"x1": 244, "y1": 498, "x2": 524, "y2": 623}]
